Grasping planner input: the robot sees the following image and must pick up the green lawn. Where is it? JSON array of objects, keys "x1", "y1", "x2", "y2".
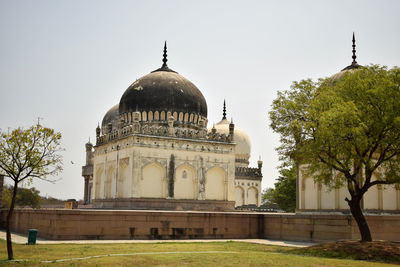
[{"x1": 0, "y1": 239, "x2": 397, "y2": 266}]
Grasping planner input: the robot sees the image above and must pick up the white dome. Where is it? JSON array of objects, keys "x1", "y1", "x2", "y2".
[{"x1": 210, "y1": 119, "x2": 251, "y2": 161}]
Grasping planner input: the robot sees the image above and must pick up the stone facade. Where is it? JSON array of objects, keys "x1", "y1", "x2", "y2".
[{"x1": 298, "y1": 166, "x2": 400, "y2": 212}]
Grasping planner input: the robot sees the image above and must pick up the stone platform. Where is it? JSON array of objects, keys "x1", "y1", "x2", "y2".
[
  {"x1": 91, "y1": 198, "x2": 235, "y2": 211},
  {"x1": 1, "y1": 209, "x2": 399, "y2": 242}
]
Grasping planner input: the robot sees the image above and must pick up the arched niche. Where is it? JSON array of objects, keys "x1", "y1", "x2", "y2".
[
  {"x1": 247, "y1": 186, "x2": 258, "y2": 205},
  {"x1": 141, "y1": 163, "x2": 165, "y2": 198},
  {"x1": 205, "y1": 166, "x2": 225, "y2": 200},
  {"x1": 174, "y1": 163, "x2": 196, "y2": 199},
  {"x1": 235, "y1": 186, "x2": 244, "y2": 207}
]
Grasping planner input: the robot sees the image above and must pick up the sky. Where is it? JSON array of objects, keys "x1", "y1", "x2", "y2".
[{"x1": 0, "y1": 0, "x2": 399, "y2": 200}]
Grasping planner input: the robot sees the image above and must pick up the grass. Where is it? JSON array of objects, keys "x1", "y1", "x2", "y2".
[
  {"x1": 291, "y1": 240, "x2": 400, "y2": 264},
  {"x1": 0, "y1": 239, "x2": 398, "y2": 266}
]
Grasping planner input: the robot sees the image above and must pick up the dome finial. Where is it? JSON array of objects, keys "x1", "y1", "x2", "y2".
[
  {"x1": 352, "y1": 32, "x2": 357, "y2": 65},
  {"x1": 222, "y1": 99, "x2": 227, "y2": 120},
  {"x1": 162, "y1": 41, "x2": 168, "y2": 68},
  {"x1": 341, "y1": 32, "x2": 361, "y2": 71}
]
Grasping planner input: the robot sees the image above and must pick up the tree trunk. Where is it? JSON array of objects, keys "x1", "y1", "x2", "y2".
[
  {"x1": 6, "y1": 180, "x2": 18, "y2": 260},
  {"x1": 348, "y1": 196, "x2": 372, "y2": 242}
]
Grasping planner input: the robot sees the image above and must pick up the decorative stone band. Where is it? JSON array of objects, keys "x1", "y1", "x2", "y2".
[
  {"x1": 96, "y1": 122, "x2": 233, "y2": 146},
  {"x1": 235, "y1": 167, "x2": 262, "y2": 179}
]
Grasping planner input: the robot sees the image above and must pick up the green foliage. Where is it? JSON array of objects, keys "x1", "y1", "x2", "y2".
[
  {"x1": 2, "y1": 185, "x2": 41, "y2": 209},
  {"x1": 262, "y1": 165, "x2": 297, "y2": 212},
  {"x1": 270, "y1": 65, "x2": 400, "y2": 240},
  {"x1": 261, "y1": 188, "x2": 278, "y2": 209},
  {"x1": 0, "y1": 121, "x2": 63, "y2": 259},
  {"x1": 270, "y1": 65, "x2": 400, "y2": 190},
  {"x1": 273, "y1": 165, "x2": 297, "y2": 212},
  {"x1": 0, "y1": 123, "x2": 63, "y2": 183}
]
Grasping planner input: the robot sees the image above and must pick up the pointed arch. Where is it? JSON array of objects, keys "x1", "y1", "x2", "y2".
[
  {"x1": 235, "y1": 186, "x2": 244, "y2": 207},
  {"x1": 141, "y1": 162, "x2": 165, "y2": 198},
  {"x1": 247, "y1": 186, "x2": 258, "y2": 206},
  {"x1": 205, "y1": 166, "x2": 226, "y2": 200},
  {"x1": 174, "y1": 163, "x2": 196, "y2": 199}
]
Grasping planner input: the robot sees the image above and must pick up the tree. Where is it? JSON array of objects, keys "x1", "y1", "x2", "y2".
[
  {"x1": 272, "y1": 165, "x2": 297, "y2": 212},
  {"x1": 2, "y1": 186, "x2": 41, "y2": 209},
  {"x1": 261, "y1": 165, "x2": 297, "y2": 212},
  {"x1": 270, "y1": 65, "x2": 400, "y2": 242},
  {"x1": 261, "y1": 188, "x2": 277, "y2": 208},
  {"x1": 0, "y1": 122, "x2": 63, "y2": 260}
]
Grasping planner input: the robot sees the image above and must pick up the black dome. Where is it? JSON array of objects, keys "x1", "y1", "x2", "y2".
[
  {"x1": 101, "y1": 104, "x2": 119, "y2": 131},
  {"x1": 119, "y1": 69, "x2": 208, "y2": 118}
]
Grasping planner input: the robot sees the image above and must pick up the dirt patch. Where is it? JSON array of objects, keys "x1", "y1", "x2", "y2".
[{"x1": 292, "y1": 240, "x2": 400, "y2": 264}]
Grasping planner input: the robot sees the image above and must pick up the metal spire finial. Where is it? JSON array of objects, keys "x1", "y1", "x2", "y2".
[
  {"x1": 352, "y1": 32, "x2": 357, "y2": 65},
  {"x1": 162, "y1": 41, "x2": 168, "y2": 68},
  {"x1": 222, "y1": 100, "x2": 227, "y2": 120}
]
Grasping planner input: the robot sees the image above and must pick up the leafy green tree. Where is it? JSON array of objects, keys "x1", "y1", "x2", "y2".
[
  {"x1": 272, "y1": 165, "x2": 297, "y2": 212},
  {"x1": 2, "y1": 186, "x2": 41, "y2": 209},
  {"x1": 261, "y1": 188, "x2": 277, "y2": 208},
  {"x1": 0, "y1": 122, "x2": 63, "y2": 260},
  {"x1": 270, "y1": 65, "x2": 400, "y2": 242}
]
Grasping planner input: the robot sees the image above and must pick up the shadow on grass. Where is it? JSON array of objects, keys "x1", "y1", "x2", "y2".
[{"x1": 287, "y1": 240, "x2": 400, "y2": 265}]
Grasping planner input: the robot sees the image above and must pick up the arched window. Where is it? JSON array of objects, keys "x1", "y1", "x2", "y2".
[
  {"x1": 142, "y1": 111, "x2": 147, "y2": 121},
  {"x1": 148, "y1": 111, "x2": 153, "y2": 121},
  {"x1": 184, "y1": 113, "x2": 189, "y2": 122},
  {"x1": 160, "y1": 111, "x2": 166, "y2": 121},
  {"x1": 189, "y1": 114, "x2": 194, "y2": 123},
  {"x1": 173, "y1": 112, "x2": 178, "y2": 120},
  {"x1": 154, "y1": 111, "x2": 159, "y2": 121}
]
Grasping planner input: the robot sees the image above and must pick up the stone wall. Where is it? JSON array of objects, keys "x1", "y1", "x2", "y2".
[{"x1": 1, "y1": 209, "x2": 399, "y2": 241}]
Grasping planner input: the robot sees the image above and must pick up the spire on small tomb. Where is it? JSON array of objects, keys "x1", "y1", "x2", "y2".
[
  {"x1": 341, "y1": 32, "x2": 362, "y2": 71},
  {"x1": 351, "y1": 32, "x2": 357, "y2": 65},
  {"x1": 222, "y1": 100, "x2": 227, "y2": 120},
  {"x1": 162, "y1": 41, "x2": 168, "y2": 68}
]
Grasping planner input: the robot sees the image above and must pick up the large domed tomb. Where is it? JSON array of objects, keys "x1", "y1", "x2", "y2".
[{"x1": 83, "y1": 43, "x2": 238, "y2": 211}]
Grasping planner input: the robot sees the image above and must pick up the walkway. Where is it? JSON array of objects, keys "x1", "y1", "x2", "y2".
[{"x1": 0, "y1": 230, "x2": 314, "y2": 247}]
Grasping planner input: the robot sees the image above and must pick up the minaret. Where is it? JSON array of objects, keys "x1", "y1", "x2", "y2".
[
  {"x1": 257, "y1": 156, "x2": 263, "y2": 173},
  {"x1": 229, "y1": 118, "x2": 235, "y2": 141}
]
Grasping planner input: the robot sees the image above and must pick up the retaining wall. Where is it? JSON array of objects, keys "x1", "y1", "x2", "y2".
[{"x1": 1, "y1": 209, "x2": 399, "y2": 241}]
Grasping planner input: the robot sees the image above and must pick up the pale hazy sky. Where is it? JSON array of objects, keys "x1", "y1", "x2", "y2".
[{"x1": 1, "y1": 0, "x2": 399, "y2": 200}]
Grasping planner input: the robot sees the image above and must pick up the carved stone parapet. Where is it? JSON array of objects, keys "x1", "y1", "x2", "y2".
[{"x1": 235, "y1": 166, "x2": 262, "y2": 179}]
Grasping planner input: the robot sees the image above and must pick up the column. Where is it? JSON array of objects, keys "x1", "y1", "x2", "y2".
[{"x1": 83, "y1": 176, "x2": 89, "y2": 204}]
